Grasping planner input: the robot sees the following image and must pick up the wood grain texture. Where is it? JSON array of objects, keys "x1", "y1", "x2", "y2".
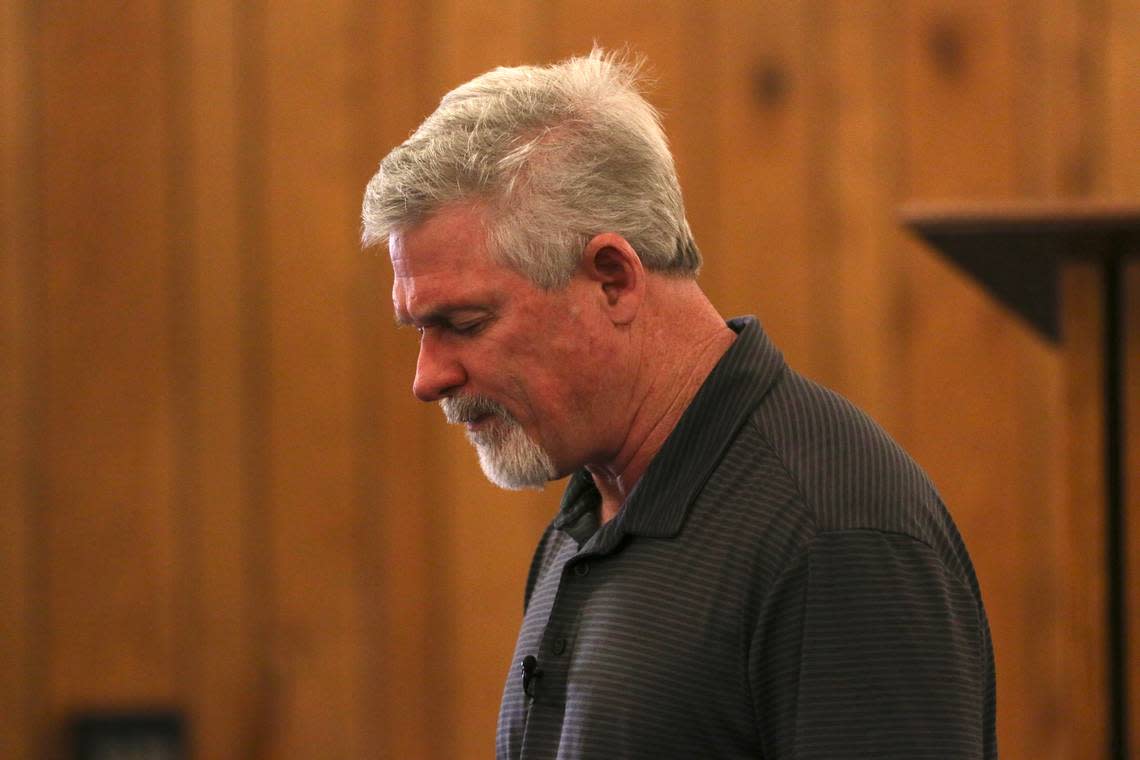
[
  {"x1": 1104, "y1": 0, "x2": 1140, "y2": 197},
  {"x1": 815, "y1": 0, "x2": 908, "y2": 431},
  {"x1": 1015, "y1": 0, "x2": 1102, "y2": 196},
  {"x1": 0, "y1": 1, "x2": 35, "y2": 756},
  {"x1": 37, "y1": 0, "x2": 181, "y2": 734},
  {"x1": 180, "y1": 0, "x2": 260, "y2": 757},
  {"x1": 1059, "y1": 260, "x2": 1111, "y2": 759},
  {"x1": 258, "y1": 0, "x2": 367, "y2": 755},
  {"x1": 710, "y1": 1, "x2": 822, "y2": 376}
]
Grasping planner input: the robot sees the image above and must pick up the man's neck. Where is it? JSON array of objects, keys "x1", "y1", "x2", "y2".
[{"x1": 586, "y1": 282, "x2": 736, "y2": 523}]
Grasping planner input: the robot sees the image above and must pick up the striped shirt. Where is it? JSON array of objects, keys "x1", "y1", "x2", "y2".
[{"x1": 496, "y1": 316, "x2": 997, "y2": 759}]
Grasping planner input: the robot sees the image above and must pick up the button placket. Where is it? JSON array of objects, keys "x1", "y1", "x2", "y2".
[{"x1": 544, "y1": 558, "x2": 593, "y2": 662}]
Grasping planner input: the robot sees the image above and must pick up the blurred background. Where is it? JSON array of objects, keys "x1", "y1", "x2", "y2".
[{"x1": 2, "y1": 0, "x2": 1138, "y2": 758}]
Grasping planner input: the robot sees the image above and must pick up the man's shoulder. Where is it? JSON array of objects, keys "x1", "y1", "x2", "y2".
[{"x1": 718, "y1": 367, "x2": 950, "y2": 544}]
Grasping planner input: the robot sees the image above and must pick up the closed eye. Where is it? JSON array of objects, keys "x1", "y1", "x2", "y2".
[
  {"x1": 451, "y1": 319, "x2": 487, "y2": 336},
  {"x1": 411, "y1": 317, "x2": 490, "y2": 341},
  {"x1": 397, "y1": 306, "x2": 494, "y2": 339}
]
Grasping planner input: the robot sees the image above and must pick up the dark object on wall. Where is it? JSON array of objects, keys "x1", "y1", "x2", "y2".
[
  {"x1": 72, "y1": 710, "x2": 186, "y2": 760},
  {"x1": 902, "y1": 200, "x2": 1140, "y2": 342}
]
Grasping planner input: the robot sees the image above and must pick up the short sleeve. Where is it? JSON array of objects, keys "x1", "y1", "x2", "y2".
[{"x1": 749, "y1": 530, "x2": 991, "y2": 759}]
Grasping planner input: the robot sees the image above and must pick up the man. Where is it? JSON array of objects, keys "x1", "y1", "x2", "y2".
[{"x1": 362, "y1": 50, "x2": 996, "y2": 759}]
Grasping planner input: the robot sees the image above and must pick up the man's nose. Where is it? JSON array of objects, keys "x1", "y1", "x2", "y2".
[{"x1": 412, "y1": 336, "x2": 466, "y2": 402}]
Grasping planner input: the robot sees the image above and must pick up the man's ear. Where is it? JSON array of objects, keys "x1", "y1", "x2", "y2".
[{"x1": 580, "y1": 233, "x2": 645, "y2": 325}]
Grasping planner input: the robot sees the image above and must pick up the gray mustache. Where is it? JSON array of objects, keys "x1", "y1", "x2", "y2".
[{"x1": 441, "y1": 395, "x2": 511, "y2": 424}]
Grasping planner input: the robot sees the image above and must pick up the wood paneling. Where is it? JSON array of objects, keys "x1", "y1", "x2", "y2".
[
  {"x1": 1016, "y1": 0, "x2": 1102, "y2": 196},
  {"x1": 36, "y1": 0, "x2": 180, "y2": 737},
  {"x1": 259, "y1": 1, "x2": 365, "y2": 755},
  {"x1": 711, "y1": 2, "x2": 821, "y2": 372},
  {"x1": 1, "y1": 1, "x2": 35, "y2": 757},
  {"x1": 816, "y1": 0, "x2": 907, "y2": 426},
  {"x1": 182, "y1": 0, "x2": 259, "y2": 757},
  {"x1": 1059, "y1": 260, "x2": 1111, "y2": 759},
  {"x1": 1, "y1": 2, "x2": 1137, "y2": 757},
  {"x1": 1105, "y1": 0, "x2": 1140, "y2": 198}
]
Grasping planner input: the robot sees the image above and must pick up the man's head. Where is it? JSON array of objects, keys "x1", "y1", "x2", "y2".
[
  {"x1": 365, "y1": 50, "x2": 708, "y2": 491},
  {"x1": 362, "y1": 48, "x2": 700, "y2": 289}
]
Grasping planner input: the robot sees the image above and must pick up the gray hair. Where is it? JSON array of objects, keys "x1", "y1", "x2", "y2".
[{"x1": 361, "y1": 48, "x2": 701, "y2": 288}]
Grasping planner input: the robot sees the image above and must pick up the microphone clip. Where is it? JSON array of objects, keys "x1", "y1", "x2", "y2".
[{"x1": 520, "y1": 654, "x2": 543, "y2": 698}]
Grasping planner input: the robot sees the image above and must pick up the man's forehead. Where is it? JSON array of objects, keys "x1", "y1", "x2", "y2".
[{"x1": 388, "y1": 205, "x2": 490, "y2": 275}]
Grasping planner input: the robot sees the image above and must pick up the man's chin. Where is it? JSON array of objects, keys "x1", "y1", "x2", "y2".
[
  {"x1": 471, "y1": 441, "x2": 557, "y2": 491},
  {"x1": 476, "y1": 455, "x2": 550, "y2": 491},
  {"x1": 486, "y1": 472, "x2": 548, "y2": 492}
]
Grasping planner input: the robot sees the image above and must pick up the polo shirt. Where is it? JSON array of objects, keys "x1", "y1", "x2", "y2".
[{"x1": 496, "y1": 316, "x2": 997, "y2": 759}]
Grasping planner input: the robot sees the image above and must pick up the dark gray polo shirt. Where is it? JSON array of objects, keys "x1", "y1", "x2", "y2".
[{"x1": 496, "y1": 317, "x2": 997, "y2": 759}]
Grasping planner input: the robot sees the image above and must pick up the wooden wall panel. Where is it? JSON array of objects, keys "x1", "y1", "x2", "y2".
[
  {"x1": 1059, "y1": 260, "x2": 1111, "y2": 759},
  {"x1": 1015, "y1": 0, "x2": 1101, "y2": 197},
  {"x1": 0, "y1": 1, "x2": 35, "y2": 757},
  {"x1": 710, "y1": 2, "x2": 823, "y2": 376},
  {"x1": 36, "y1": 0, "x2": 181, "y2": 739},
  {"x1": 259, "y1": 1, "x2": 366, "y2": 756},
  {"x1": 814, "y1": 0, "x2": 908, "y2": 428},
  {"x1": 182, "y1": 0, "x2": 259, "y2": 757},
  {"x1": 900, "y1": 2, "x2": 1069, "y2": 758},
  {"x1": 1105, "y1": 0, "x2": 1139, "y2": 198}
]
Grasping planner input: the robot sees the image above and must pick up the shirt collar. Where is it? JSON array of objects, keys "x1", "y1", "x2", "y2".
[{"x1": 555, "y1": 316, "x2": 786, "y2": 542}]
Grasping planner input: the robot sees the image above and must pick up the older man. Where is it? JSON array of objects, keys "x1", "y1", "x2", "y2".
[{"x1": 362, "y1": 51, "x2": 996, "y2": 760}]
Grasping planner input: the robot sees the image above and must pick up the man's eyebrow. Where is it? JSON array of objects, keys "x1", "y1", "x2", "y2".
[{"x1": 393, "y1": 304, "x2": 492, "y2": 328}]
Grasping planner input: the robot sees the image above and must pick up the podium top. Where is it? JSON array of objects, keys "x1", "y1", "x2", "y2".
[
  {"x1": 900, "y1": 199, "x2": 1140, "y2": 340},
  {"x1": 900, "y1": 199, "x2": 1140, "y2": 241}
]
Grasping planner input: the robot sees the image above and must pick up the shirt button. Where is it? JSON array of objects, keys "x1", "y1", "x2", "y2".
[
  {"x1": 573, "y1": 562, "x2": 590, "y2": 577},
  {"x1": 552, "y1": 638, "x2": 567, "y2": 655}
]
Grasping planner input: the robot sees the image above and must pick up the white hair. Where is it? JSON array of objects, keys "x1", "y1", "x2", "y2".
[
  {"x1": 361, "y1": 48, "x2": 701, "y2": 288},
  {"x1": 441, "y1": 395, "x2": 557, "y2": 490}
]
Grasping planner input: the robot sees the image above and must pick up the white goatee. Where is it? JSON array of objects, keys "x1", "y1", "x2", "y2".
[{"x1": 440, "y1": 395, "x2": 557, "y2": 490}]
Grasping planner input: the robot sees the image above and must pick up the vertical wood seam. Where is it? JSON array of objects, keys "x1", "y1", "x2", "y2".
[
  {"x1": 161, "y1": 0, "x2": 198, "y2": 717},
  {"x1": 25, "y1": 0, "x2": 48, "y2": 753},
  {"x1": 1084, "y1": 0, "x2": 1109, "y2": 195},
  {"x1": 806, "y1": 0, "x2": 840, "y2": 383},
  {"x1": 235, "y1": 0, "x2": 275, "y2": 754}
]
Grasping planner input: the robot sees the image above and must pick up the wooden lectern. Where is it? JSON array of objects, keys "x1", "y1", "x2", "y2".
[{"x1": 903, "y1": 201, "x2": 1139, "y2": 760}]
